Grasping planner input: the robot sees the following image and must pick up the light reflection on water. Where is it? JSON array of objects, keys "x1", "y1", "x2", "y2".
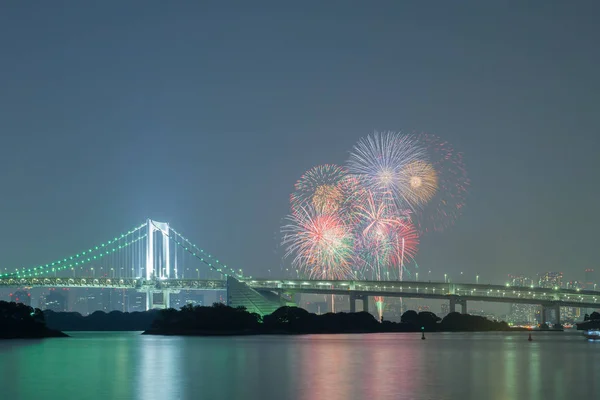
[{"x1": 0, "y1": 331, "x2": 598, "y2": 400}]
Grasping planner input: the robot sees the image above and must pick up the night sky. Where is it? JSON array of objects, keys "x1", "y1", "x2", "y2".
[{"x1": 1, "y1": 2, "x2": 598, "y2": 284}]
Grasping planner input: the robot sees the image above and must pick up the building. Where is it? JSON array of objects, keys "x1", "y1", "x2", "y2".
[
  {"x1": 566, "y1": 280, "x2": 583, "y2": 290},
  {"x1": 73, "y1": 295, "x2": 88, "y2": 315},
  {"x1": 416, "y1": 305, "x2": 431, "y2": 313},
  {"x1": 10, "y1": 290, "x2": 31, "y2": 306},
  {"x1": 86, "y1": 289, "x2": 103, "y2": 314},
  {"x1": 538, "y1": 272, "x2": 563, "y2": 289},
  {"x1": 113, "y1": 289, "x2": 130, "y2": 312},
  {"x1": 440, "y1": 303, "x2": 449, "y2": 316},
  {"x1": 172, "y1": 290, "x2": 204, "y2": 310},
  {"x1": 561, "y1": 306, "x2": 581, "y2": 323},
  {"x1": 44, "y1": 290, "x2": 67, "y2": 312},
  {"x1": 508, "y1": 304, "x2": 536, "y2": 325},
  {"x1": 585, "y1": 268, "x2": 596, "y2": 289},
  {"x1": 508, "y1": 274, "x2": 534, "y2": 287},
  {"x1": 130, "y1": 292, "x2": 146, "y2": 312}
]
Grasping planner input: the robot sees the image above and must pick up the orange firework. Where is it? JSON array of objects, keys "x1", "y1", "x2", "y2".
[
  {"x1": 399, "y1": 160, "x2": 438, "y2": 207},
  {"x1": 312, "y1": 184, "x2": 344, "y2": 214}
]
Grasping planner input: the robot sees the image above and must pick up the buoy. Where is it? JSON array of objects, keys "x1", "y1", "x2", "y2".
[
  {"x1": 528, "y1": 333, "x2": 533, "y2": 341},
  {"x1": 421, "y1": 331, "x2": 426, "y2": 340}
]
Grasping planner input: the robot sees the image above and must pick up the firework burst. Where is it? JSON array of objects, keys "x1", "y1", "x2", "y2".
[
  {"x1": 280, "y1": 130, "x2": 467, "y2": 315},
  {"x1": 291, "y1": 164, "x2": 351, "y2": 215},
  {"x1": 352, "y1": 191, "x2": 419, "y2": 281},
  {"x1": 412, "y1": 133, "x2": 469, "y2": 233},
  {"x1": 347, "y1": 131, "x2": 426, "y2": 210},
  {"x1": 281, "y1": 206, "x2": 354, "y2": 280},
  {"x1": 399, "y1": 160, "x2": 438, "y2": 207}
]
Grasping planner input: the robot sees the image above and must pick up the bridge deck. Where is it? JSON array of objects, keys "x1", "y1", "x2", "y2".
[
  {"x1": 0, "y1": 277, "x2": 226, "y2": 290},
  {"x1": 243, "y1": 279, "x2": 600, "y2": 308},
  {"x1": 2, "y1": 276, "x2": 599, "y2": 308}
]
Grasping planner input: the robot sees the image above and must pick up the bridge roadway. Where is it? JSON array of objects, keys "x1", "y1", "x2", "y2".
[
  {"x1": 0, "y1": 277, "x2": 226, "y2": 291},
  {"x1": 243, "y1": 278, "x2": 600, "y2": 315},
  {"x1": 2, "y1": 276, "x2": 599, "y2": 320}
]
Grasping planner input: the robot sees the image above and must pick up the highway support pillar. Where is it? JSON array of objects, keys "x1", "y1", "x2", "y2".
[
  {"x1": 164, "y1": 290, "x2": 171, "y2": 309},
  {"x1": 449, "y1": 296, "x2": 467, "y2": 314},
  {"x1": 349, "y1": 293, "x2": 368, "y2": 313},
  {"x1": 349, "y1": 293, "x2": 357, "y2": 313},
  {"x1": 146, "y1": 290, "x2": 153, "y2": 311}
]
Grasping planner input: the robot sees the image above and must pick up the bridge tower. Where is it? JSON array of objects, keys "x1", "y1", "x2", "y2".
[
  {"x1": 142, "y1": 219, "x2": 176, "y2": 310},
  {"x1": 145, "y1": 219, "x2": 170, "y2": 280}
]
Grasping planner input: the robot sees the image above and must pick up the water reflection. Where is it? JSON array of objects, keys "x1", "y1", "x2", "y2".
[{"x1": 0, "y1": 332, "x2": 598, "y2": 400}]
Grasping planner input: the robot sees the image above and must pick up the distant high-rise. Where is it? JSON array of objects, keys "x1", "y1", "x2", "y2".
[
  {"x1": 538, "y1": 272, "x2": 563, "y2": 289},
  {"x1": 566, "y1": 280, "x2": 583, "y2": 290},
  {"x1": 73, "y1": 295, "x2": 88, "y2": 315},
  {"x1": 113, "y1": 289, "x2": 129, "y2": 312},
  {"x1": 130, "y1": 292, "x2": 145, "y2": 312},
  {"x1": 86, "y1": 289, "x2": 103, "y2": 314},
  {"x1": 10, "y1": 290, "x2": 31, "y2": 306},
  {"x1": 441, "y1": 303, "x2": 449, "y2": 315},
  {"x1": 585, "y1": 269, "x2": 595, "y2": 287},
  {"x1": 45, "y1": 290, "x2": 67, "y2": 312},
  {"x1": 508, "y1": 304, "x2": 536, "y2": 324},
  {"x1": 508, "y1": 274, "x2": 534, "y2": 287}
]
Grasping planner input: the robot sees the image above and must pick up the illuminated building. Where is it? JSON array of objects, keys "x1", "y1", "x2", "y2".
[
  {"x1": 130, "y1": 292, "x2": 146, "y2": 312},
  {"x1": 538, "y1": 272, "x2": 563, "y2": 289},
  {"x1": 45, "y1": 290, "x2": 67, "y2": 312},
  {"x1": 114, "y1": 289, "x2": 130, "y2": 312},
  {"x1": 73, "y1": 295, "x2": 88, "y2": 315},
  {"x1": 440, "y1": 303, "x2": 449, "y2": 315},
  {"x1": 508, "y1": 274, "x2": 534, "y2": 287},
  {"x1": 508, "y1": 304, "x2": 536, "y2": 324},
  {"x1": 172, "y1": 290, "x2": 204, "y2": 309},
  {"x1": 10, "y1": 290, "x2": 31, "y2": 306},
  {"x1": 86, "y1": 289, "x2": 103, "y2": 313},
  {"x1": 566, "y1": 280, "x2": 583, "y2": 290},
  {"x1": 585, "y1": 268, "x2": 596, "y2": 288}
]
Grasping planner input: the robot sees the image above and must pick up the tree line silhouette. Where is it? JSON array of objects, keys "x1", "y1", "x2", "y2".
[
  {"x1": 2, "y1": 301, "x2": 517, "y2": 338},
  {"x1": 144, "y1": 304, "x2": 511, "y2": 335},
  {"x1": 0, "y1": 301, "x2": 67, "y2": 339}
]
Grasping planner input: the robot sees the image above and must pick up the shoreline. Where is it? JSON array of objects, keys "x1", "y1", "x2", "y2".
[
  {"x1": 0, "y1": 329, "x2": 69, "y2": 340},
  {"x1": 142, "y1": 327, "x2": 530, "y2": 337}
]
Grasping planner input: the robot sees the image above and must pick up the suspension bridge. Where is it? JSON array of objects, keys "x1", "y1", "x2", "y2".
[
  {"x1": 1, "y1": 219, "x2": 599, "y2": 323},
  {"x1": 0, "y1": 219, "x2": 248, "y2": 311}
]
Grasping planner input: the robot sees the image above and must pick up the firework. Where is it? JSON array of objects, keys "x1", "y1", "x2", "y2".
[
  {"x1": 291, "y1": 164, "x2": 350, "y2": 215},
  {"x1": 280, "y1": 130, "x2": 466, "y2": 314},
  {"x1": 399, "y1": 160, "x2": 438, "y2": 207},
  {"x1": 352, "y1": 191, "x2": 419, "y2": 281},
  {"x1": 412, "y1": 133, "x2": 469, "y2": 233},
  {"x1": 347, "y1": 131, "x2": 426, "y2": 209},
  {"x1": 281, "y1": 206, "x2": 354, "y2": 280}
]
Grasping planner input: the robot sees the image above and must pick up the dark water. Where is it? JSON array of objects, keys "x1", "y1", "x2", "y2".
[{"x1": 0, "y1": 331, "x2": 598, "y2": 400}]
